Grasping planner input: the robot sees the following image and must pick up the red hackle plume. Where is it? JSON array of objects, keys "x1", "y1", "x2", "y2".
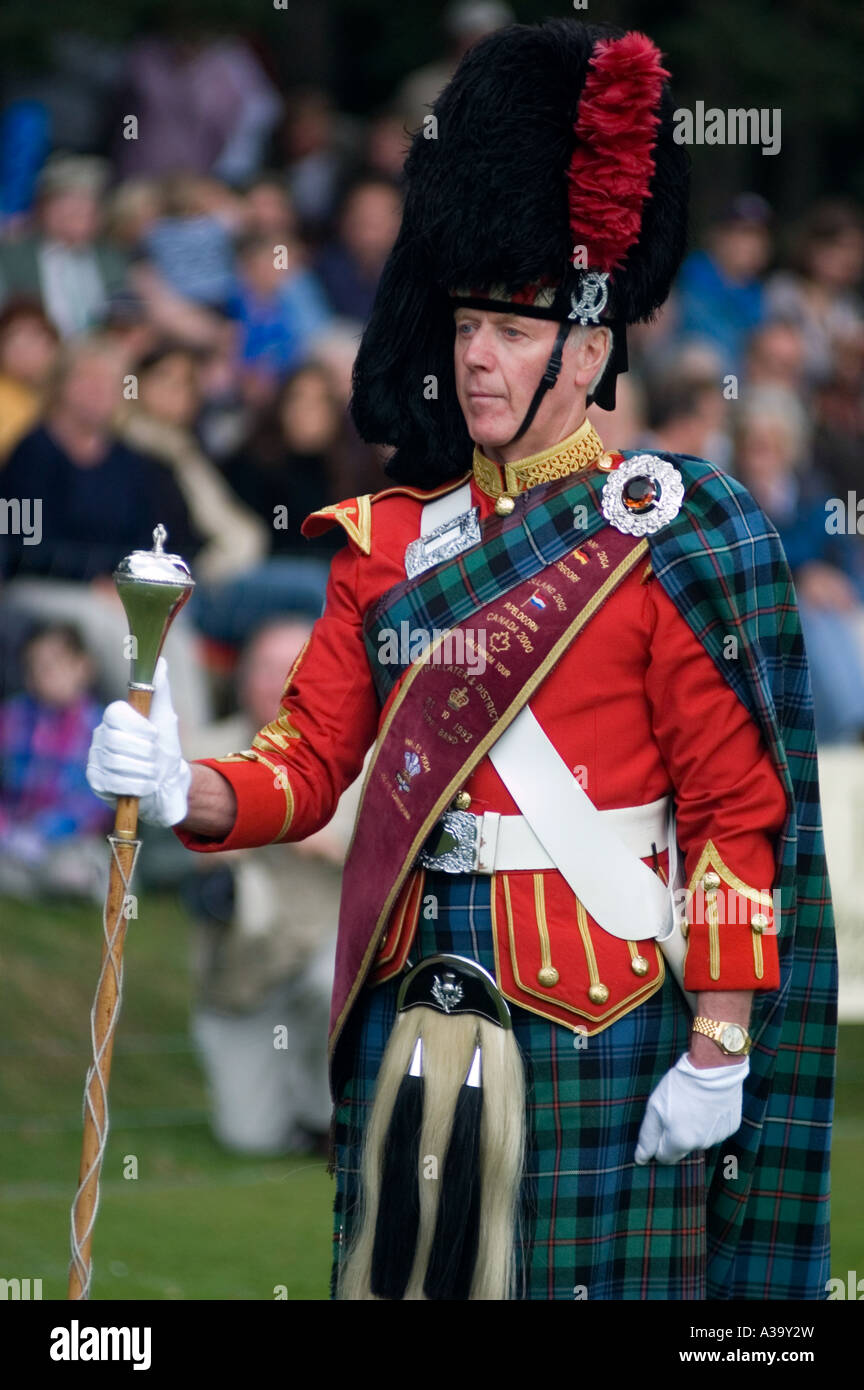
[{"x1": 567, "y1": 32, "x2": 669, "y2": 275}]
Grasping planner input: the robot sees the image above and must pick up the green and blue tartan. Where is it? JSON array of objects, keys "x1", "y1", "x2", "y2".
[
  {"x1": 646, "y1": 454, "x2": 836, "y2": 1302},
  {"x1": 340, "y1": 452, "x2": 835, "y2": 1300},
  {"x1": 331, "y1": 870, "x2": 707, "y2": 1301}
]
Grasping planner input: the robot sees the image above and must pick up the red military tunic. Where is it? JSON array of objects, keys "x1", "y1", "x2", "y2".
[{"x1": 176, "y1": 419, "x2": 787, "y2": 1035}]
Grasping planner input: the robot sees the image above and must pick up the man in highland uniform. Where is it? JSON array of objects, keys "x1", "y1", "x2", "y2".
[{"x1": 87, "y1": 19, "x2": 836, "y2": 1301}]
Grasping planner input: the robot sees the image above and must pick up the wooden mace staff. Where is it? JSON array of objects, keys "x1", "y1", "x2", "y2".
[{"x1": 68, "y1": 524, "x2": 194, "y2": 1300}]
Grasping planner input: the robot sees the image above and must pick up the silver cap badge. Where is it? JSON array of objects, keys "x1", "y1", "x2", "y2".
[{"x1": 568, "y1": 271, "x2": 610, "y2": 326}]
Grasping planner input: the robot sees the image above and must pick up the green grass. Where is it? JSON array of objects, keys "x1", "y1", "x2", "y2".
[
  {"x1": 0, "y1": 889, "x2": 333, "y2": 1300},
  {"x1": 0, "y1": 889, "x2": 861, "y2": 1299}
]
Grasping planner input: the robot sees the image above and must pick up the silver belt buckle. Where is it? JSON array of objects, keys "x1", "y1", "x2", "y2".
[{"x1": 417, "y1": 809, "x2": 480, "y2": 873}]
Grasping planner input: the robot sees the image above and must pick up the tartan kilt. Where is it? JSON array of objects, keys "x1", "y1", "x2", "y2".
[{"x1": 331, "y1": 870, "x2": 707, "y2": 1300}]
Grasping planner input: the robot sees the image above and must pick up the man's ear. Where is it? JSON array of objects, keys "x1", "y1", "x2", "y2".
[{"x1": 570, "y1": 326, "x2": 612, "y2": 392}]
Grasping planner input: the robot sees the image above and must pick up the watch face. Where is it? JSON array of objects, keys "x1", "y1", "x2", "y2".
[{"x1": 722, "y1": 1024, "x2": 746, "y2": 1053}]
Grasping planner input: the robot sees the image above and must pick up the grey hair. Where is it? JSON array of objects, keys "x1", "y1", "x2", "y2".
[{"x1": 736, "y1": 384, "x2": 811, "y2": 465}]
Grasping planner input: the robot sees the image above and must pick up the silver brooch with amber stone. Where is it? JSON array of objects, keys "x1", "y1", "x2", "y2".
[{"x1": 601, "y1": 455, "x2": 684, "y2": 536}]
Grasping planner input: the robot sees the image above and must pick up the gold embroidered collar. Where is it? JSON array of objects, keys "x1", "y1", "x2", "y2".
[{"x1": 472, "y1": 418, "x2": 609, "y2": 499}]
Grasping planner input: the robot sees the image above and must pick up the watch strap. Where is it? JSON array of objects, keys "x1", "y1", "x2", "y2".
[{"x1": 691, "y1": 1016, "x2": 752, "y2": 1054}]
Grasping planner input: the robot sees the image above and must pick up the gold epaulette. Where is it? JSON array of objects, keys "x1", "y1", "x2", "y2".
[
  {"x1": 301, "y1": 495, "x2": 374, "y2": 554},
  {"x1": 301, "y1": 474, "x2": 471, "y2": 556}
]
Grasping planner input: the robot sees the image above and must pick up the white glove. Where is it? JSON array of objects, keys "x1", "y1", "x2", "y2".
[
  {"x1": 634, "y1": 1051, "x2": 749, "y2": 1166},
  {"x1": 87, "y1": 656, "x2": 191, "y2": 828}
]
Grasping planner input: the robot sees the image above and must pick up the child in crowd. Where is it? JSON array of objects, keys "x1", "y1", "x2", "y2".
[{"x1": 0, "y1": 622, "x2": 112, "y2": 900}]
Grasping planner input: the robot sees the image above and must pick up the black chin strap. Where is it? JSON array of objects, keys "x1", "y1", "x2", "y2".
[{"x1": 504, "y1": 319, "x2": 573, "y2": 447}]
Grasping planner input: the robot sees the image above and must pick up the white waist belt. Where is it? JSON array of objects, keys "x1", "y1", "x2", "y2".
[{"x1": 419, "y1": 794, "x2": 670, "y2": 875}]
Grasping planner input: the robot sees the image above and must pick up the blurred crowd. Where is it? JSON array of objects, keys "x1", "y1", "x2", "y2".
[
  {"x1": 0, "y1": 2, "x2": 516, "y2": 1157},
  {"x1": 592, "y1": 191, "x2": 864, "y2": 748},
  {"x1": 0, "y1": 6, "x2": 863, "y2": 1154}
]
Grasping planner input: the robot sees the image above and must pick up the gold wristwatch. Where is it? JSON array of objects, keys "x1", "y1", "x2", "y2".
[{"x1": 691, "y1": 1017, "x2": 752, "y2": 1056}]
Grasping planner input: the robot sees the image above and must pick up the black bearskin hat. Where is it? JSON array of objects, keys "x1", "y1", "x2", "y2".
[{"x1": 350, "y1": 18, "x2": 690, "y2": 486}]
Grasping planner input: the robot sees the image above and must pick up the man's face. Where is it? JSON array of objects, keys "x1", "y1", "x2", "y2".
[
  {"x1": 240, "y1": 622, "x2": 312, "y2": 729},
  {"x1": 40, "y1": 190, "x2": 100, "y2": 248},
  {"x1": 711, "y1": 222, "x2": 771, "y2": 282},
  {"x1": 58, "y1": 353, "x2": 125, "y2": 430},
  {"x1": 341, "y1": 185, "x2": 402, "y2": 268},
  {"x1": 453, "y1": 308, "x2": 596, "y2": 455}
]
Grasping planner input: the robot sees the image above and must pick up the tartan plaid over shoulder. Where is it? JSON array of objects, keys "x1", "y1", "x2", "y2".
[{"x1": 642, "y1": 451, "x2": 836, "y2": 1301}]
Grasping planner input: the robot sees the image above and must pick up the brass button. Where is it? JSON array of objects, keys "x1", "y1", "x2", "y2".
[
  {"x1": 596, "y1": 452, "x2": 616, "y2": 472},
  {"x1": 588, "y1": 982, "x2": 609, "y2": 1004},
  {"x1": 453, "y1": 790, "x2": 472, "y2": 811},
  {"x1": 630, "y1": 954, "x2": 649, "y2": 977},
  {"x1": 537, "y1": 965, "x2": 559, "y2": 987},
  {"x1": 751, "y1": 912, "x2": 769, "y2": 932},
  {"x1": 495, "y1": 494, "x2": 515, "y2": 516},
  {"x1": 702, "y1": 871, "x2": 721, "y2": 892}
]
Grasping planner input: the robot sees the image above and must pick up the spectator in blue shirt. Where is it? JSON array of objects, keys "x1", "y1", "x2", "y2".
[
  {"x1": 226, "y1": 233, "x2": 332, "y2": 401},
  {"x1": 734, "y1": 384, "x2": 864, "y2": 743},
  {"x1": 678, "y1": 194, "x2": 773, "y2": 377}
]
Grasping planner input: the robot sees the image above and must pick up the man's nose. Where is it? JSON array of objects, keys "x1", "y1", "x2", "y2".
[{"x1": 462, "y1": 323, "x2": 495, "y2": 367}]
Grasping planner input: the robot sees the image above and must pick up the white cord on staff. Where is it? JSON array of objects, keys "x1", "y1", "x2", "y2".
[{"x1": 68, "y1": 834, "x2": 141, "y2": 1300}]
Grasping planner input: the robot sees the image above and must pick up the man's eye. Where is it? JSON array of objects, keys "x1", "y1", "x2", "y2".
[{"x1": 503, "y1": 327, "x2": 523, "y2": 338}]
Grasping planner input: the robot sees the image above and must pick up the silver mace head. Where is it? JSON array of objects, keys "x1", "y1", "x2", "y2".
[{"x1": 113, "y1": 524, "x2": 195, "y2": 689}]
